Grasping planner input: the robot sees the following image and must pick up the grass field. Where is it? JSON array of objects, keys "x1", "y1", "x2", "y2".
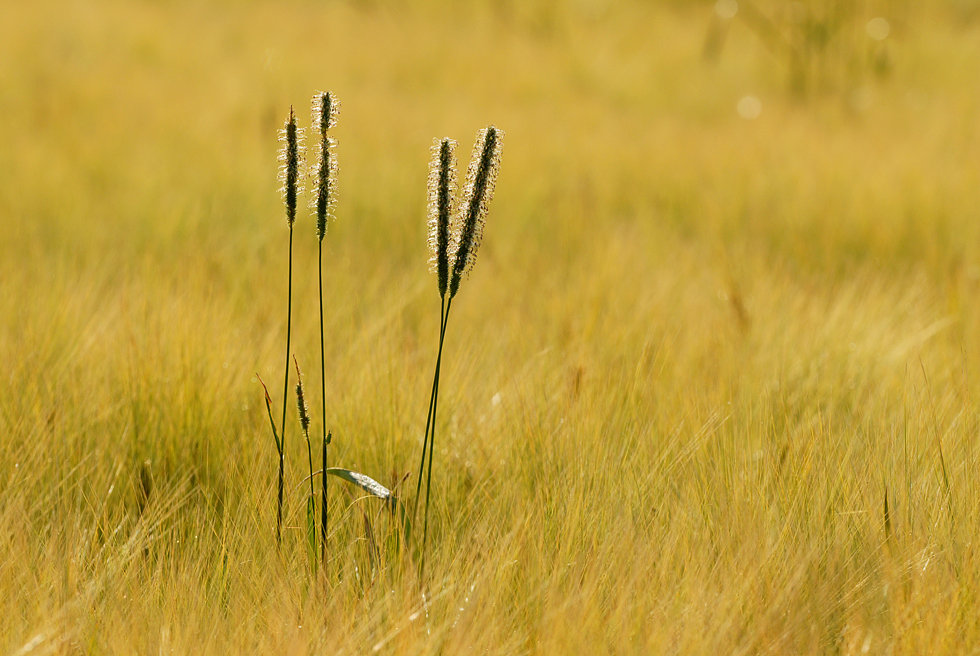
[{"x1": 3, "y1": 0, "x2": 980, "y2": 652}]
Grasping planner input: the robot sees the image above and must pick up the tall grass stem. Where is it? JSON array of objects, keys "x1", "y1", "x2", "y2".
[
  {"x1": 294, "y1": 356, "x2": 318, "y2": 571},
  {"x1": 311, "y1": 92, "x2": 337, "y2": 562},
  {"x1": 420, "y1": 297, "x2": 451, "y2": 577},
  {"x1": 276, "y1": 105, "x2": 303, "y2": 548},
  {"x1": 413, "y1": 296, "x2": 446, "y2": 522},
  {"x1": 319, "y1": 244, "x2": 329, "y2": 562},
  {"x1": 278, "y1": 229, "x2": 293, "y2": 547},
  {"x1": 322, "y1": 431, "x2": 330, "y2": 566}
]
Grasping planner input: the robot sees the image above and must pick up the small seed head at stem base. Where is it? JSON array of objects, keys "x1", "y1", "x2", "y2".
[
  {"x1": 426, "y1": 138, "x2": 458, "y2": 298},
  {"x1": 293, "y1": 355, "x2": 311, "y2": 436},
  {"x1": 449, "y1": 126, "x2": 503, "y2": 299},
  {"x1": 278, "y1": 106, "x2": 305, "y2": 228},
  {"x1": 311, "y1": 92, "x2": 340, "y2": 240}
]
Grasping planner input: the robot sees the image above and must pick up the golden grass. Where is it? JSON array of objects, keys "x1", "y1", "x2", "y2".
[{"x1": 3, "y1": 0, "x2": 980, "y2": 652}]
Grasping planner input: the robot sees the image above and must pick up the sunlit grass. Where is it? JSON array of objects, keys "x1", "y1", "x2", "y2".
[{"x1": 2, "y1": 0, "x2": 980, "y2": 652}]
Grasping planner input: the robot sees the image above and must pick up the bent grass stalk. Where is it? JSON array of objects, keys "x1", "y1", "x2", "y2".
[
  {"x1": 257, "y1": 374, "x2": 282, "y2": 462},
  {"x1": 276, "y1": 106, "x2": 304, "y2": 547},
  {"x1": 312, "y1": 91, "x2": 339, "y2": 565},
  {"x1": 417, "y1": 127, "x2": 503, "y2": 576}
]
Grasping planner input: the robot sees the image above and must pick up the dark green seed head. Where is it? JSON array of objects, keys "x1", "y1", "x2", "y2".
[
  {"x1": 311, "y1": 92, "x2": 340, "y2": 240},
  {"x1": 278, "y1": 106, "x2": 304, "y2": 228},
  {"x1": 427, "y1": 138, "x2": 458, "y2": 298},
  {"x1": 449, "y1": 126, "x2": 503, "y2": 299},
  {"x1": 293, "y1": 356, "x2": 311, "y2": 435}
]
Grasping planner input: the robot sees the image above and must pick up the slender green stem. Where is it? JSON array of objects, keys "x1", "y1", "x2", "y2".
[
  {"x1": 318, "y1": 242, "x2": 329, "y2": 564},
  {"x1": 305, "y1": 430, "x2": 316, "y2": 530},
  {"x1": 277, "y1": 228, "x2": 294, "y2": 548},
  {"x1": 328, "y1": 433, "x2": 331, "y2": 572},
  {"x1": 295, "y1": 355, "x2": 317, "y2": 574},
  {"x1": 421, "y1": 296, "x2": 452, "y2": 577},
  {"x1": 301, "y1": 422, "x2": 317, "y2": 576},
  {"x1": 413, "y1": 296, "x2": 446, "y2": 523}
]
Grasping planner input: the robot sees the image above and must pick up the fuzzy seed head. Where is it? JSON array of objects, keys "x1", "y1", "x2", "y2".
[
  {"x1": 293, "y1": 356, "x2": 311, "y2": 436},
  {"x1": 427, "y1": 138, "x2": 458, "y2": 298},
  {"x1": 311, "y1": 92, "x2": 340, "y2": 240},
  {"x1": 278, "y1": 106, "x2": 305, "y2": 228},
  {"x1": 449, "y1": 126, "x2": 503, "y2": 299}
]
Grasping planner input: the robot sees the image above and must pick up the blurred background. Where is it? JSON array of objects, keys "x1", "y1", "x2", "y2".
[
  {"x1": 5, "y1": 1, "x2": 980, "y2": 651},
  {"x1": 4, "y1": 0, "x2": 979, "y2": 280},
  {"x1": 5, "y1": 0, "x2": 980, "y2": 514},
  {"x1": 5, "y1": 0, "x2": 980, "y2": 496}
]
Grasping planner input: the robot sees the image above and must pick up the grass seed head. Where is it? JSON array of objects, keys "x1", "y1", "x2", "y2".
[
  {"x1": 427, "y1": 137, "x2": 458, "y2": 298},
  {"x1": 311, "y1": 92, "x2": 340, "y2": 240},
  {"x1": 449, "y1": 125, "x2": 503, "y2": 298},
  {"x1": 293, "y1": 355, "x2": 311, "y2": 436},
  {"x1": 278, "y1": 105, "x2": 305, "y2": 228}
]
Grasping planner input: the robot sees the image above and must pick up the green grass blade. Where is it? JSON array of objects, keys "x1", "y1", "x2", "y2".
[{"x1": 306, "y1": 495, "x2": 317, "y2": 574}]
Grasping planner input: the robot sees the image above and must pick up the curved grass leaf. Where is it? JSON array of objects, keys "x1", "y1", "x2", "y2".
[{"x1": 325, "y1": 468, "x2": 395, "y2": 509}]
